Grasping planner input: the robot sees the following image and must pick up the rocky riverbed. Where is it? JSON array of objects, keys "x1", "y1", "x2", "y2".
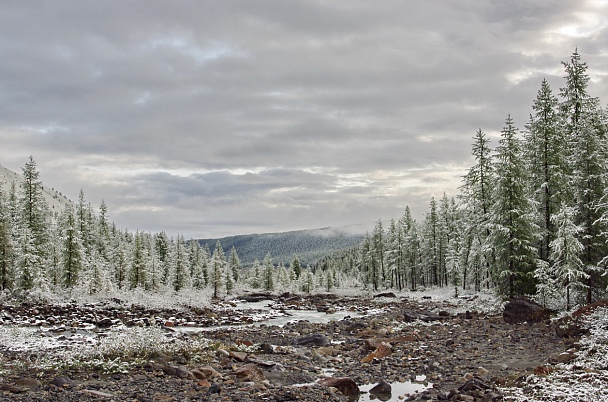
[{"x1": 0, "y1": 292, "x2": 580, "y2": 401}]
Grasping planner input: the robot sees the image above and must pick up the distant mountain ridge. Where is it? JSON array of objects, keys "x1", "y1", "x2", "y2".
[{"x1": 197, "y1": 225, "x2": 369, "y2": 267}]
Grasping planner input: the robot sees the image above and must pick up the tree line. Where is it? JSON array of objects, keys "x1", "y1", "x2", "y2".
[
  {"x1": 0, "y1": 158, "x2": 327, "y2": 297},
  {"x1": 315, "y1": 50, "x2": 608, "y2": 309}
]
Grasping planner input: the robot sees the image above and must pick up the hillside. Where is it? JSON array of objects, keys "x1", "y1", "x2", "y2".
[
  {"x1": 0, "y1": 163, "x2": 72, "y2": 216},
  {"x1": 198, "y1": 225, "x2": 369, "y2": 267}
]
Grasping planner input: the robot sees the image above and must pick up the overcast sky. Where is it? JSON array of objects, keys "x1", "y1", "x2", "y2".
[{"x1": 1, "y1": 1, "x2": 607, "y2": 238}]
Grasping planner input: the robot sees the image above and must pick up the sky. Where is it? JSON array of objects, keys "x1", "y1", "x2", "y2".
[{"x1": 1, "y1": 1, "x2": 607, "y2": 239}]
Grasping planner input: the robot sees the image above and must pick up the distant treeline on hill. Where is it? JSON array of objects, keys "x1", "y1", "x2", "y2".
[{"x1": 197, "y1": 226, "x2": 367, "y2": 267}]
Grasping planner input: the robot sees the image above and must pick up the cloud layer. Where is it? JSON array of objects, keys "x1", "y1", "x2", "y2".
[{"x1": 1, "y1": 1, "x2": 607, "y2": 237}]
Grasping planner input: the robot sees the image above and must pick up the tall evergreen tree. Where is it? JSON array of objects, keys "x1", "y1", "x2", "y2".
[
  {"x1": 490, "y1": 115, "x2": 538, "y2": 298},
  {"x1": 60, "y1": 205, "x2": 84, "y2": 288},
  {"x1": 210, "y1": 241, "x2": 225, "y2": 298},
  {"x1": 560, "y1": 49, "x2": 608, "y2": 303},
  {"x1": 525, "y1": 79, "x2": 566, "y2": 265},
  {"x1": 460, "y1": 129, "x2": 494, "y2": 291},
  {"x1": 0, "y1": 184, "x2": 15, "y2": 290}
]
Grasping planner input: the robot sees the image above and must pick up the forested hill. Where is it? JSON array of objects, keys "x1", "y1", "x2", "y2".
[{"x1": 197, "y1": 225, "x2": 369, "y2": 267}]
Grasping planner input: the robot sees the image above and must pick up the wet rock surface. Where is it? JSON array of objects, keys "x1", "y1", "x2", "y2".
[{"x1": 0, "y1": 294, "x2": 574, "y2": 401}]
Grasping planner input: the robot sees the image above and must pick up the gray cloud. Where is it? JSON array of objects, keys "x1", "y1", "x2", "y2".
[{"x1": 0, "y1": 0, "x2": 606, "y2": 237}]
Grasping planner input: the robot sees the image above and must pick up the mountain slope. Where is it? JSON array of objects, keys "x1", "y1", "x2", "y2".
[
  {"x1": 198, "y1": 225, "x2": 368, "y2": 267},
  {"x1": 0, "y1": 163, "x2": 72, "y2": 215}
]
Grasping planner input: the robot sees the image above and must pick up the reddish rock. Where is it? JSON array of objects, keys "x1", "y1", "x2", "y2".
[
  {"x1": 361, "y1": 342, "x2": 392, "y2": 363},
  {"x1": 233, "y1": 363, "x2": 266, "y2": 383},
  {"x1": 229, "y1": 351, "x2": 248, "y2": 362},
  {"x1": 318, "y1": 377, "x2": 360, "y2": 397},
  {"x1": 572, "y1": 300, "x2": 608, "y2": 318},
  {"x1": 192, "y1": 366, "x2": 220, "y2": 380},
  {"x1": 197, "y1": 379, "x2": 211, "y2": 387}
]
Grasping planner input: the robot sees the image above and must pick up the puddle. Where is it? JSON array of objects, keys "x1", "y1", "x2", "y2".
[{"x1": 357, "y1": 377, "x2": 432, "y2": 402}]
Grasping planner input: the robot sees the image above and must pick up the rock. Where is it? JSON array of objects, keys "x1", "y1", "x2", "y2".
[
  {"x1": 373, "y1": 292, "x2": 397, "y2": 298},
  {"x1": 361, "y1": 342, "x2": 393, "y2": 363},
  {"x1": 82, "y1": 389, "x2": 115, "y2": 398},
  {"x1": 51, "y1": 377, "x2": 75, "y2": 388},
  {"x1": 458, "y1": 378, "x2": 491, "y2": 392},
  {"x1": 259, "y1": 343, "x2": 274, "y2": 354},
  {"x1": 369, "y1": 380, "x2": 392, "y2": 396},
  {"x1": 318, "y1": 377, "x2": 360, "y2": 397},
  {"x1": 229, "y1": 351, "x2": 248, "y2": 362},
  {"x1": 15, "y1": 378, "x2": 41, "y2": 389},
  {"x1": 233, "y1": 363, "x2": 267, "y2": 383},
  {"x1": 572, "y1": 300, "x2": 608, "y2": 318},
  {"x1": 192, "y1": 366, "x2": 221, "y2": 380},
  {"x1": 503, "y1": 298, "x2": 553, "y2": 324},
  {"x1": 294, "y1": 333, "x2": 330, "y2": 347},
  {"x1": 403, "y1": 311, "x2": 450, "y2": 323}
]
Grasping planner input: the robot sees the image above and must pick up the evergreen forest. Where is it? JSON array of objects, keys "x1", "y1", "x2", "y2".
[{"x1": 1, "y1": 50, "x2": 607, "y2": 310}]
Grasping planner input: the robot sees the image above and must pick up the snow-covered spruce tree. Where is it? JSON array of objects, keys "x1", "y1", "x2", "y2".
[
  {"x1": 172, "y1": 234, "x2": 190, "y2": 292},
  {"x1": 291, "y1": 254, "x2": 302, "y2": 280},
  {"x1": 18, "y1": 156, "x2": 50, "y2": 290},
  {"x1": 400, "y1": 206, "x2": 421, "y2": 290},
  {"x1": 59, "y1": 204, "x2": 84, "y2": 289},
  {"x1": 490, "y1": 115, "x2": 539, "y2": 298},
  {"x1": 154, "y1": 231, "x2": 171, "y2": 286},
  {"x1": 0, "y1": 184, "x2": 15, "y2": 290},
  {"x1": 524, "y1": 79, "x2": 567, "y2": 266},
  {"x1": 546, "y1": 204, "x2": 586, "y2": 310},
  {"x1": 250, "y1": 259, "x2": 261, "y2": 289},
  {"x1": 129, "y1": 231, "x2": 147, "y2": 289},
  {"x1": 421, "y1": 198, "x2": 441, "y2": 287},
  {"x1": 228, "y1": 246, "x2": 241, "y2": 284},
  {"x1": 210, "y1": 241, "x2": 226, "y2": 298},
  {"x1": 459, "y1": 129, "x2": 494, "y2": 291},
  {"x1": 188, "y1": 240, "x2": 205, "y2": 290},
  {"x1": 371, "y1": 219, "x2": 386, "y2": 288},
  {"x1": 262, "y1": 252, "x2": 274, "y2": 291},
  {"x1": 560, "y1": 49, "x2": 608, "y2": 303},
  {"x1": 386, "y1": 218, "x2": 406, "y2": 290}
]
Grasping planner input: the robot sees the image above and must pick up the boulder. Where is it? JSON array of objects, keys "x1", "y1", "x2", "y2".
[
  {"x1": 318, "y1": 377, "x2": 360, "y2": 397},
  {"x1": 294, "y1": 333, "x2": 330, "y2": 347},
  {"x1": 361, "y1": 342, "x2": 392, "y2": 363},
  {"x1": 369, "y1": 380, "x2": 391, "y2": 397},
  {"x1": 233, "y1": 363, "x2": 266, "y2": 383},
  {"x1": 503, "y1": 298, "x2": 553, "y2": 324}
]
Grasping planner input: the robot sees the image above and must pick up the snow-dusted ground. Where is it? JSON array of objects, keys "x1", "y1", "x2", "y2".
[{"x1": 501, "y1": 308, "x2": 608, "y2": 401}]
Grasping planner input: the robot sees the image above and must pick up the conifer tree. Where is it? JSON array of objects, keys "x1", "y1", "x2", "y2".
[
  {"x1": 60, "y1": 205, "x2": 84, "y2": 288},
  {"x1": 18, "y1": 156, "x2": 50, "y2": 289},
  {"x1": 250, "y1": 259, "x2": 261, "y2": 289},
  {"x1": 210, "y1": 241, "x2": 225, "y2": 298},
  {"x1": 228, "y1": 246, "x2": 241, "y2": 283},
  {"x1": 490, "y1": 115, "x2": 538, "y2": 298},
  {"x1": 460, "y1": 129, "x2": 493, "y2": 291},
  {"x1": 559, "y1": 50, "x2": 607, "y2": 303},
  {"x1": 172, "y1": 234, "x2": 189, "y2": 292},
  {"x1": 262, "y1": 252, "x2": 274, "y2": 291},
  {"x1": 0, "y1": 184, "x2": 15, "y2": 290},
  {"x1": 129, "y1": 231, "x2": 146, "y2": 289},
  {"x1": 525, "y1": 79, "x2": 566, "y2": 265},
  {"x1": 548, "y1": 204, "x2": 587, "y2": 310},
  {"x1": 291, "y1": 254, "x2": 302, "y2": 280}
]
